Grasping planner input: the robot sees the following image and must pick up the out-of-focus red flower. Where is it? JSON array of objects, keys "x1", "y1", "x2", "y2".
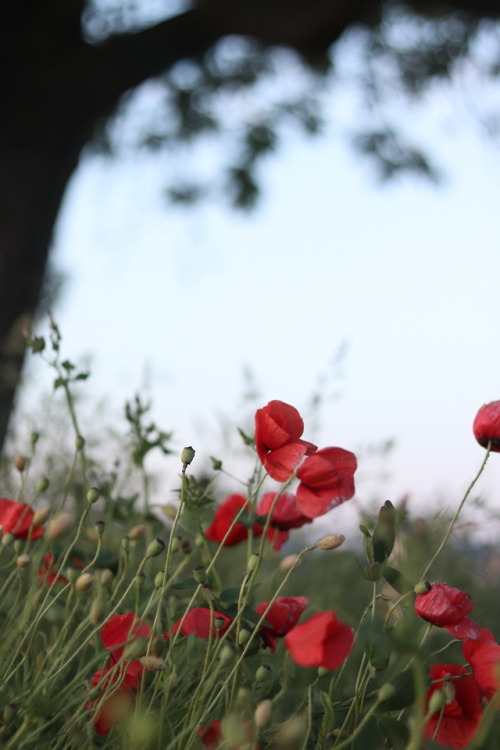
[
  {"x1": 423, "y1": 663, "x2": 483, "y2": 749},
  {"x1": 0, "y1": 498, "x2": 44, "y2": 540},
  {"x1": 256, "y1": 596, "x2": 308, "y2": 652},
  {"x1": 205, "y1": 494, "x2": 264, "y2": 547},
  {"x1": 87, "y1": 686, "x2": 135, "y2": 736},
  {"x1": 285, "y1": 611, "x2": 354, "y2": 670},
  {"x1": 199, "y1": 718, "x2": 259, "y2": 749},
  {"x1": 100, "y1": 612, "x2": 150, "y2": 660},
  {"x1": 38, "y1": 553, "x2": 84, "y2": 586},
  {"x1": 295, "y1": 447, "x2": 357, "y2": 518},
  {"x1": 463, "y1": 630, "x2": 500, "y2": 700},
  {"x1": 473, "y1": 401, "x2": 500, "y2": 451},
  {"x1": 415, "y1": 583, "x2": 474, "y2": 635},
  {"x1": 256, "y1": 492, "x2": 312, "y2": 551},
  {"x1": 164, "y1": 607, "x2": 233, "y2": 639},
  {"x1": 255, "y1": 401, "x2": 316, "y2": 482}
]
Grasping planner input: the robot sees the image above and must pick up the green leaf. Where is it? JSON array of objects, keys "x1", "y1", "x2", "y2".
[
  {"x1": 377, "y1": 716, "x2": 410, "y2": 750},
  {"x1": 383, "y1": 566, "x2": 412, "y2": 594},
  {"x1": 378, "y1": 670, "x2": 418, "y2": 711}
]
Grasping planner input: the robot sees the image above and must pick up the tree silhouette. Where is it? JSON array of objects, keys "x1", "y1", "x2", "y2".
[{"x1": 1, "y1": 0, "x2": 499, "y2": 451}]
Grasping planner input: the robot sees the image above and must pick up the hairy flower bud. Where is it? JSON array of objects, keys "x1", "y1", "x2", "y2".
[
  {"x1": 32, "y1": 507, "x2": 50, "y2": 526},
  {"x1": 315, "y1": 534, "x2": 345, "y2": 551},
  {"x1": 75, "y1": 572, "x2": 94, "y2": 593},
  {"x1": 36, "y1": 478, "x2": 50, "y2": 493},
  {"x1": 16, "y1": 553, "x2": 30, "y2": 568},
  {"x1": 254, "y1": 699, "x2": 272, "y2": 728},
  {"x1": 128, "y1": 524, "x2": 146, "y2": 540},
  {"x1": 140, "y1": 655, "x2": 166, "y2": 671},
  {"x1": 14, "y1": 455, "x2": 27, "y2": 472},
  {"x1": 45, "y1": 513, "x2": 73, "y2": 541}
]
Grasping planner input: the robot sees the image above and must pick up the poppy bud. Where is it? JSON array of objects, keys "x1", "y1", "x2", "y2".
[
  {"x1": 16, "y1": 553, "x2": 30, "y2": 568},
  {"x1": 75, "y1": 435, "x2": 85, "y2": 450},
  {"x1": 219, "y1": 644, "x2": 235, "y2": 665},
  {"x1": 100, "y1": 568, "x2": 114, "y2": 586},
  {"x1": 129, "y1": 524, "x2": 146, "y2": 541},
  {"x1": 36, "y1": 478, "x2": 50, "y2": 493},
  {"x1": 14, "y1": 455, "x2": 27, "y2": 472},
  {"x1": 2, "y1": 532, "x2": 15, "y2": 547},
  {"x1": 75, "y1": 572, "x2": 94, "y2": 593},
  {"x1": 90, "y1": 597, "x2": 105, "y2": 624},
  {"x1": 473, "y1": 400, "x2": 500, "y2": 451},
  {"x1": 254, "y1": 699, "x2": 272, "y2": 728},
  {"x1": 140, "y1": 655, "x2": 166, "y2": 671},
  {"x1": 45, "y1": 512, "x2": 73, "y2": 541},
  {"x1": 32, "y1": 507, "x2": 50, "y2": 526},
  {"x1": 315, "y1": 534, "x2": 345, "y2": 551}
]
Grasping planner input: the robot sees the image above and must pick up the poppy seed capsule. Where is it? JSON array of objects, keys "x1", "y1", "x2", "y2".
[
  {"x1": 414, "y1": 581, "x2": 432, "y2": 595},
  {"x1": 2, "y1": 532, "x2": 15, "y2": 547},
  {"x1": 147, "y1": 538, "x2": 166, "y2": 557},
  {"x1": 181, "y1": 446, "x2": 195, "y2": 466},
  {"x1": 86, "y1": 487, "x2": 101, "y2": 504}
]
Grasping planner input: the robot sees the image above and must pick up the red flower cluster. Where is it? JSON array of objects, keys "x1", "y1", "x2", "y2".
[
  {"x1": 255, "y1": 400, "x2": 316, "y2": 481},
  {"x1": 87, "y1": 612, "x2": 151, "y2": 735},
  {"x1": 473, "y1": 400, "x2": 500, "y2": 451},
  {"x1": 285, "y1": 610, "x2": 354, "y2": 670},
  {"x1": 165, "y1": 608, "x2": 233, "y2": 639},
  {"x1": 38, "y1": 552, "x2": 84, "y2": 586},
  {"x1": 256, "y1": 491, "x2": 312, "y2": 550},
  {"x1": 205, "y1": 494, "x2": 264, "y2": 547},
  {"x1": 424, "y1": 663, "x2": 483, "y2": 749},
  {"x1": 415, "y1": 582, "x2": 481, "y2": 639},
  {"x1": 0, "y1": 498, "x2": 44, "y2": 540},
  {"x1": 463, "y1": 628, "x2": 500, "y2": 701},
  {"x1": 256, "y1": 596, "x2": 308, "y2": 651},
  {"x1": 296, "y1": 447, "x2": 357, "y2": 518}
]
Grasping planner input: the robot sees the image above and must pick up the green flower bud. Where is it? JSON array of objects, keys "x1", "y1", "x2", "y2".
[
  {"x1": 428, "y1": 689, "x2": 446, "y2": 715},
  {"x1": 36, "y1": 477, "x2": 50, "y2": 493},
  {"x1": 154, "y1": 571, "x2": 165, "y2": 588},
  {"x1": 219, "y1": 644, "x2": 235, "y2": 665},
  {"x1": 66, "y1": 566, "x2": 80, "y2": 584},
  {"x1": 255, "y1": 664, "x2": 272, "y2": 682},
  {"x1": 135, "y1": 573, "x2": 146, "y2": 589},
  {"x1": 87, "y1": 487, "x2": 101, "y2": 504},
  {"x1": 247, "y1": 553, "x2": 261, "y2": 573},
  {"x1": 147, "y1": 538, "x2": 166, "y2": 558},
  {"x1": 30, "y1": 431, "x2": 40, "y2": 446},
  {"x1": 238, "y1": 628, "x2": 252, "y2": 646},
  {"x1": 16, "y1": 553, "x2": 30, "y2": 569},
  {"x1": 90, "y1": 597, "x2": 106, "y2": 625},
  {"x1": 2, "y1": 532, "x2": 15, "y2": 548},
  {"x1": 75, "y1": 435, "x2": 85, "y2": 450}
]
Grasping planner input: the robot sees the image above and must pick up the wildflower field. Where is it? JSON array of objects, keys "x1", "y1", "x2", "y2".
[{"x1": 1, "y1": 321, "x2": 500, "y2": 749}]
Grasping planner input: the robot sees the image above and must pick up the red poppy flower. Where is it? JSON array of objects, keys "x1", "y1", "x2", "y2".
[
  {"x1": 415, "y1": 583, "x2": 473, "y2": 628},
  {"x1": 255, "y1": 401, "x2": 317, "y2": 482},
  {"x1": 100, "y1": 612, "x2": 150, "y2": 660},
  {"x1": 256, "y1": 596, "x2": 308, "y2": 651},
  {"x1": 0, "y1": 498, "x2": 44, "y2": 540},
  {"x1": 85, "y1": 669, "x2": 137, "y2": 736},
  {"x1": 285, "y1": 610, "x2": 354, "y2": 670},
  {"x1": 473, "y1": 400, "x2": 500, "y2": 451},
  {"x1": 463, "y1": 630, "x2": 500, "y2": 700},
  {"x1": 256, "y1": 492, "x2": 312, "y2": 551},
  {"x1": 295, "y1": 447, "x2": 357, "y2": 518},
  {"x1": 199, "y1": 718, "x2": 259, "y2": 749},
  {"x1": 205, "y1": 494, "x2": 264, "y2": 547},
  {"x1": 164, "y1": 607, "x2": 233, "y2": 639},
  {"x1": 38, "y1": 552, "x2": 85, "y2": 586},
  {"x1": 423, "y1": 663, "x2": 483, "y2": 749}
]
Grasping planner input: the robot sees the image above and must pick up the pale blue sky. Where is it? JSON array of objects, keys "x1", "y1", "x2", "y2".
[{"x1": 17, "y1": 80, "x2": 500, "y2": 537}]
